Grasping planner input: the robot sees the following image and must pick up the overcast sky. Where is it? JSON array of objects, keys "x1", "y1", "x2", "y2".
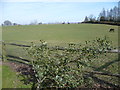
[{"x1": 0, "y1": 0, "x2": 119, "y2": 24}]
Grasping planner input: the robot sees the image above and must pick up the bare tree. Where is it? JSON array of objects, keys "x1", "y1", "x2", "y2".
[
  {"x1": 84, "y1": 16, "x2": 89, "y2": 22},
  {"x1": 99, "y1": 8, "x2": 106, "y2": 21},
  {"x1": 3, "y1": 20, "x2": 12, "y2": 26},
  {"x1": 30, "y1": 20, "x2": 38, "y2": 25},
  {"x1": 88, "y1": 15, "x2": 96, "y2": 22}
]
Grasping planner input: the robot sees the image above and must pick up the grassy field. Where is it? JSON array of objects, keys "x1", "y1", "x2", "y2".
[
  {"x1": 1, "y1": 23, "x2": 119, "y2": 88},
  {"x1": 0, "y1": 65, "x2": 2, "y2": 90},
  {"x1": 2, "y1": 64, "x2": 31, "y2": 88},
  {"x1": 2, "y1": 23, "x2": 118, "y2": 59},
  {"x1": 2, "y1": 24, "x2": 118, "y2": 46}
]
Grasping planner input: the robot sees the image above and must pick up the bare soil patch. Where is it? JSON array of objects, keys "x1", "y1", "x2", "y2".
[{"x1": 2, "y1": 61, "x2": 36, "y2": 85}]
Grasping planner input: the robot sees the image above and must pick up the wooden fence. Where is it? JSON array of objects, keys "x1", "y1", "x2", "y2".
[{"x1": 1, "y1": 41, "x2": 120, "y2": 88}]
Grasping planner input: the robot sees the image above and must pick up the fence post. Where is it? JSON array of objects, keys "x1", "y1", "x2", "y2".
[{"x1": 2, "y1": 42, "x2": 7, "y2": 61}]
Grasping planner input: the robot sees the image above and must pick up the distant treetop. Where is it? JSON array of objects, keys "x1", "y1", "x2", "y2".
[{"x1": 3, "y1": 20, "x2": 12, "y2": 26}]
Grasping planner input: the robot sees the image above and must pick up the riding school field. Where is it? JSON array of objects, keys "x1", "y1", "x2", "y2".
[{"x1": 1, "y1": 23, "x2": 119, "y2": 88}]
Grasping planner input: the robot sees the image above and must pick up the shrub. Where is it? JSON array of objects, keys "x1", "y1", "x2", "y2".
[{"x1": 25, "y1": 36, "x2": 113, "y2": 88}]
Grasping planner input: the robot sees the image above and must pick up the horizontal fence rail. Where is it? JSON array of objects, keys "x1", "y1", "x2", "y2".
[
  {"x1": 1, "y1": 41, "x2": 120, "y2": 88},
  {"x1": 5, "y1": 42, "x2": 120, "y2": 53},
  {"x1": 85, "y1": 71, "x2": 120, "y2": 78}
]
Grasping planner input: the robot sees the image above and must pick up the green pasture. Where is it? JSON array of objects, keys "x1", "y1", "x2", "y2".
[
  {"x1": 1, "y1": 24, "x2": 119, "y2": 88},
  {"x1": 0, "y1": 65, "x2": 2, "y2": 90},
  {"x1": 2, "y1": 64, "x2": 31, "y2": 88},
  {"x1": 2, "y1": 24, "x2": 118, "y2": 46},
  {"x1": 2, "y1": 23, "x2": 118, "y2": 59}
]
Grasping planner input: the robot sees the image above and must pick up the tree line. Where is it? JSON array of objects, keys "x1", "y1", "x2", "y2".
[
  {"x1": 2, "y1": 1, "x2": 120, "y2": 26},
  {"x1": 84, "y1": 1, "x2": 120, "y2": 23}
]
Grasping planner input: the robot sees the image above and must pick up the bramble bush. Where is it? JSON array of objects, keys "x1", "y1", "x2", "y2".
[{"x1": 25, "y1": 36, "x2": 113, "y2": 88}]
